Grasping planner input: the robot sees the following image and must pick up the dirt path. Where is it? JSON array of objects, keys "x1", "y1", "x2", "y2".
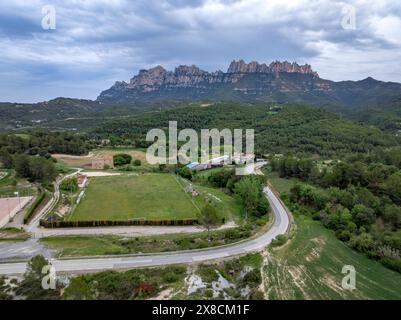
[{"x1": 31, "y1": 220, "x2": 238, "y2": 238}]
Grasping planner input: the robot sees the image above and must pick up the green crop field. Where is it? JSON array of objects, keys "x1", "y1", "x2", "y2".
[
  {"x1": 266, "y1": 172, "x2": 401, "y2": 299},
  {"x1": 266, "y1": 215, "x2": 401, "y2": 299},
  {"x1": 68, "y1": 174, "x2": 201, "y2": 221}
]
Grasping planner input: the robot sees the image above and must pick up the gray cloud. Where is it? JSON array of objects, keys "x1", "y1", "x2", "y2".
[{"x1": 0, "y1": 0, "x2": 400, "y2": 102}]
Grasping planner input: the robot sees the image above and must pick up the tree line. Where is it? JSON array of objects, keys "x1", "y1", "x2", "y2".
[
  {"x1": 0, "y1": 131, "x2": 93, "y2": 184},
  {"x1": 271, "y1": 154, "x2": 401, "y2": 273}
]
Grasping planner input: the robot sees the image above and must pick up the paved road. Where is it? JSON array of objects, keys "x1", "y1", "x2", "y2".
[
  {"x1": 26, "y1": 168, "x2": 83, "y2": 234},
  {"x1": 0, "y1": 186, "x2": 290, "y2": 275},
  {"x1": 0, "y1": 239, "x2": 50, "y2": 261}
]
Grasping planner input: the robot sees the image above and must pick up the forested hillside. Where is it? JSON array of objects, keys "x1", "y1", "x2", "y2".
[{"x1": 91, "y1": 103, "x2": 400, "y2": 158}]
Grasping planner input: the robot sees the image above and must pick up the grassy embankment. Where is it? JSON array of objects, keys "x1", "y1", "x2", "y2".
[{"x1": 265, "y1": 171, "x2": 401, "y2": 299}]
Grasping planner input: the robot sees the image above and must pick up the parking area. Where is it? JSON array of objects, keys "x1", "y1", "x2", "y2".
[{"x1": 0, "y1": 197, "x2": 32, "y2": 228}]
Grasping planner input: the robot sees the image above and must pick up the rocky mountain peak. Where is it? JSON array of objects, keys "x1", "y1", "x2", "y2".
[
  {"x1": 227, "y1": 59, "x2": 318, "y2": 77},
  {"x1": 98, "y1": 59, "x2": 322, "y2": 102},
  {"x1": 129, "y1": 65, "x2": 167, "y2": 87},
  {"x1": 174, "y1": 65, "x2": 207, "y2": 76}
]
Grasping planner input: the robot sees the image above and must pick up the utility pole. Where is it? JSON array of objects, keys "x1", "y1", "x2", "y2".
[{"x1": 6, "y1": 198, "x2": 11, "y2": 222}]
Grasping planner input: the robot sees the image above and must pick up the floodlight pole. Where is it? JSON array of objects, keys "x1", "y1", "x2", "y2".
[
  {"x1": 7, "y1": 198, "x2": 11, "y2": 221},
  {"x1": 15, "y1": 191, "x2": 21, "y2": 210}
]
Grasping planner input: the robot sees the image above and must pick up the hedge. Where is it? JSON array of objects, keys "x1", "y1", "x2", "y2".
[
  {"x1": 24, "y1": 190, "x2": 46, "y2": 224},
  {"x1": 39, "y1": 218, "x2": 199, "y2": 228}
]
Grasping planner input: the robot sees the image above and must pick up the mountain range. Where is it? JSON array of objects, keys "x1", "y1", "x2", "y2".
[
  {"x1": 97, "y1": 60, "x2": 401, "y2": 109},
  {"x1": 2, "y1": 59, "x2": 401, "y2": 131}
]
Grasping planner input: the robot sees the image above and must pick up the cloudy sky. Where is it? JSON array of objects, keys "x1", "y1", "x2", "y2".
[{"x1": 1, "y1": 0, "x2": 401, "y2": 102}]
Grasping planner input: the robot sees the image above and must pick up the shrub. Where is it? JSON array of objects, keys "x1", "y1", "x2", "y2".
[
  {"x1": 242, "y1": 269, "x2": 262, "y2": 286},
  {"x1": 24, "y1": 189, "x2": 46, "y2": 224},
  {"x1": 113, "y1": 153, "x2": 132, "y2": 166},
  {"x1": 177, "y1": 167, "x2": 192, "y2": 180},
  {"x1": 60, "y1": 177, "x2": 78, "y2": 193},
  {"x1": 197, "y1": 266, "x2": 219, "y2": 283},
  {"x1": 162, "y1": 272, "x2": 180, "y2": 283},
  {"x1": 133, "y1": 159, "x2": 141, "y2": 166},
  {"x1": 250, "y1": 289, "x2": 265, "y2": 300},
  {"x1": 380, "y1": 258, "x2": 401, "y2": 273},
  {"x1": 270, "y1": 234, "x2": 287, "y2": 247}
]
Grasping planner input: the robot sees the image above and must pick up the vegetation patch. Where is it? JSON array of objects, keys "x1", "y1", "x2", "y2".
[
  {"x1": 265, "y1": 215, "x2": 401, "y2": 299},
  {"x1": 40, "y1": 221, "x2": 263, "y2": 257},
  {"x1": 0, "y1": 227, "x2": 30, "y2": 242},
  {"x1": 23, "y1": 189, "x2": 46, "y2": 224}
]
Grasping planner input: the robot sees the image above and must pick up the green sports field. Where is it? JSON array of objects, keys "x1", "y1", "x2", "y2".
[{"x1": 68, "y1": 174, "x2": 200, "y2": 221}]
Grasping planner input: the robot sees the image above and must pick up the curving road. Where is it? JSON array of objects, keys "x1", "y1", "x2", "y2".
[{"x1": 0, "y1": 186, "x2": 290, "y2": 275}]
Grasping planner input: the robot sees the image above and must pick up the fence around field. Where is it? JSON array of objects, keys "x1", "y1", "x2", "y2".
[
  {"x1": 0, "y1": 187, "x2": 36, "y2": 198},
  {"x1": 39, "y1": 218, "x2": 199, "y2": 228}
]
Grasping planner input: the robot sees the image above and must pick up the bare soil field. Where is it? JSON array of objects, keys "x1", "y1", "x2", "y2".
[
  {"x1": 52, "y1": 153, "x2": 93, "y2": 168},
  {"x1": 53, "y1": 148, "x2": 154, "y2": 168}
]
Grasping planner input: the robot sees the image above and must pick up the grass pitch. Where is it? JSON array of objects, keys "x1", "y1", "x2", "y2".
[{"x1": 68, "y1": 174, "x2": 200, "y2": 221}]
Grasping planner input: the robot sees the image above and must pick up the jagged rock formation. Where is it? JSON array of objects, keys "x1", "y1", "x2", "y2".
[{"x1": 97, "y1": 60, "x2": 401, "y2": 108}]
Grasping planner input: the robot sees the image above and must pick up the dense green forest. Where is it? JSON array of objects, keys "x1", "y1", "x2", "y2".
[
  {"x1": 271, "y1": 153, "x2": 401, "y2": 273},
  {"x1": 91, "y1": 103, "x2": 399, "y2": 157},
  {"x1": 0, "y1": 131, "x2": 93, "y2": 183}
]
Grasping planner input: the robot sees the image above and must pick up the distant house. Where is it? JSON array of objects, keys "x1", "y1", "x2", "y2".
[
  {"x1": 91, "y1": 156, "x2": 114, "y2": 170},
  {"x1": 185, "y1": 162, "x2": 210, "y2": 171},
  {"x1": 208, "y1": 155, "x2": 231, "y2": 166}
]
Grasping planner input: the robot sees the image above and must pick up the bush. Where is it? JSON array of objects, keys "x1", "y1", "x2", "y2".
[
  {"x1": 177, "y1": 167, "x2": 192, "y2": 180},
  {"x1": 161, "y1": 272, "x2": 180, "y2": 283},
  {"x1": 250, "y1": 289, "x2": 265, "y2": 300},
  {"x1": 24, "y1": 190, "x2": 46, "y2": 224},
  {"x1": 270, "y1": 234, "x2": 288, "y2": 247},
  {"x1": 60, "y1": 177, "x2": 78, "y2": 193},
  {"x1": 133, "y1": 159, "x2": 141, "y2": 166},
  {"x1": 197, "y1": 266, "x2": 219, "y2": 283},
  {"x1": 242, "y1": 269, "x2": 262, "y2": 286},
  {"x1": 113, "y1": 153, "x2": 132, "y2": 166},
  {"x1": 380, "y1": 258, "x2": 401, "y2": 273}
]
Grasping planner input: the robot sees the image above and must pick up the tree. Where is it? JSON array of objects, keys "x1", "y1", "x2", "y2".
[
  {"x1": 177, "y1": 166, "x2": 192, "y2": 180},
  {"x1": 383, "y1": 204, "x2": 401, "y2": 230},
  {"x1": 234, "y1": 176, "x2": 269, "y2": 217},
  {"x1": 386, "y1": 171, "x2": 401, "y2": 205},
  {"x1": 351, "y1": 204, "x2": 376, "y2": 228},
  {"x1": 349, "y1": 233, "x2": 375, "y2": 253},
  {"x1": 16, "y1": 255, "x2": 60, "y2": 300},
  {"x1": 113, "y1": 153, "x2": 132, "y2": 166},
  {"x1": 14, "y1": 155, "x2": 57, "y2": 183},
  {"x1": 13, "y1": 154, "x2": 31, "y2": 178},
  {"x1": 0, "y1": 149, "x2": 13, "y2": 168},
  {"x1": 28, "y1": 157, "x2": 57, "y2": 182},
  {"x1": 198, "y1": 204, "x2": 220, "y2": 240}
]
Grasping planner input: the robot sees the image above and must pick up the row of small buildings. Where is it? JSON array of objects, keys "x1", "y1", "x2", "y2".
[{"x1": 185, "y1": 153, "x2": 255, "y2": 171}]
